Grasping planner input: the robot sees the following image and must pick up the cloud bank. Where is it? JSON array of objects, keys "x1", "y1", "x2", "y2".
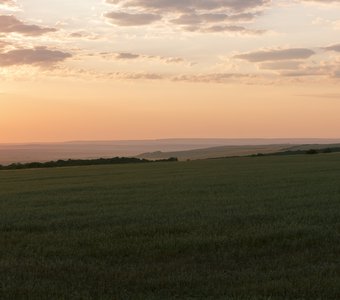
[
  {"x1": 0, "y1": 15, "x2": 57, "y2": 36},
  {"x1": 0, "y1": 47, "x2": 71, "y2": 67},
  {"x1": 323, "y1": 44, "x2": 340, "y2": 52},
  {"x1": 234, "y1": 48, "x2": 315, "y2": 62},
  {"x1": 105, "y1": 0, "x2": 269, "y2": 33},
  {"x1": 99, "y1": 51, "x2": 186, "y2": 64}
]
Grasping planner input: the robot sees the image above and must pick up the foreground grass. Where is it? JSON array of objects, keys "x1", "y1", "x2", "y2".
[{"x1": 1, "y1": 154, "x2": 340, "y2": 299}]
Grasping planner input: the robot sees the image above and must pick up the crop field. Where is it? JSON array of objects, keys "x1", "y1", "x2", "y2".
[{"x1": 1, "y1": 154, "x2": 340, "y2": 299}]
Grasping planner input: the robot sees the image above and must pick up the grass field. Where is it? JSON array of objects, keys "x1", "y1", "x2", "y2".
[{"x1": 1, "y1": 154, "x2": 340, "y2": 299}]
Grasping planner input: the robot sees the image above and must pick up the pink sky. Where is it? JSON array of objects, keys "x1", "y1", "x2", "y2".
[{"x1": 1, "y1": 0, "x2": 340, "y2": 142}]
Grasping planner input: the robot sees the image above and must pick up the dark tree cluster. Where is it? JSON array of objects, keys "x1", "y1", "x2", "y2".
[
  {"x1": 253, "y1": 147, "x2": 340, "y2": 158},
  {"x1": 0, "y1": 157, "x2": 178, "y2": 171}
]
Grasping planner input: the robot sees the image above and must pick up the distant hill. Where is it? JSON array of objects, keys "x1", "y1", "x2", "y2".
[
  {"x1": 138, "y1": 143, "x2": 340, "y2": 161},
  {"x1": 137, "y1": 144, "x2": 293, "y2": 161},
  {"x1": 285, "y1": 144, "x2": 340, "y2": 151},
  {"x1": 1, "y1": 139, "x2": 340, "y2": 164}
]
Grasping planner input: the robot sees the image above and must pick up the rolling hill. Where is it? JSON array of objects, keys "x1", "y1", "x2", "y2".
[{"x1": 138, "y1": 143, "x2": 340, "y2": 161}]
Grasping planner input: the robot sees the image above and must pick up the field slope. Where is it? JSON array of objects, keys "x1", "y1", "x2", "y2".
[
  {"x1": 1, "y1": 154, "x2": 340, "y2": 299},
  {"x1": 137, "y1": 144, "x2": 292, "y2": 161}
]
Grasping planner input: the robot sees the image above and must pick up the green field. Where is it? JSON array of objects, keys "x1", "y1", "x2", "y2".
[{"x1": 1, "y1": 154, "x2": 340, "y2": 299}]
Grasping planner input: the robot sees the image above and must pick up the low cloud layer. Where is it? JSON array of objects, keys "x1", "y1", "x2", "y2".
[
  {"x1": 100, "y1": 51, "x2": 186, "y2": 64},
  {"x1": 0, "y1": 15, "x2": 57, "y2": 36},
  {"x1": 105, "y1": 12, "x2": 161, "y2": 26},
  {"x1": 259, "y1": 60, "x2": 303, "y2": 70},
  {"x1": 0, "y1": 46, "x2": 71, "y2": 67},
  {"x1": 232, "y1": 46, "x2": 340, "y2": 78},
  {"x1": 323, "y1": 44, "x2": 340, "y2": 52},
  {"x1": 1, "y1": 0, "x2": 340, "y2": 84},
  {"x1": 106, "y1": 0, "x2": 270, "y2": 13},
  {"x1": 301, "y1": 0, "x2": 340, "y2": 3},
  {"x1": 234, "y1": 48, "x2": 315, "y2": 62},
  {"x1": 94, "y1": 71, "x2": 257, "y2": 84},
  {"x1": 105, "y1": 0, "x2": 268, "y2": 33}
]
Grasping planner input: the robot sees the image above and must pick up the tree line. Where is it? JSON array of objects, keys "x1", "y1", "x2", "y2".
[
  {"x1": 252, "y1": 147, "x2": 340, "y2": 157},
  {"x1": 0, "y1": 157, "x2": 178, "y2": 171}
]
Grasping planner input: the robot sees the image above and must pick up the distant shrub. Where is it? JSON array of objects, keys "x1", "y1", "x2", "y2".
[
  {"x1": 323, "y1": 148, "x2": 332, "y2": 154},
  {"x1": 0, "y1": 156, "x2": 178, "y2": 171},
  {"x1": 167, "y1": 157, "x2": 178, "y2": 162},
  {"x1": 256, "y1": 153, "x2": 265, "y2": 157},
  {"x1": 306, "y1": 149, "x2": 318, "y2": 155}
]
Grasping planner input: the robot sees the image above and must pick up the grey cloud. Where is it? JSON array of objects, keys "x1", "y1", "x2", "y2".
[
  {"x1": 69, "y1": 31, "x2": 100, "y2": 40},
  {"x1": 171, "y1": 13, "x2": 230, "y2": 25},
  {"x1": 107, "y1": 0, "x2": 270, "y2": 13},
  {"x1": 123, "y1": 73, "x2": 164, "y2": 80},
  {"x1": 323, "y1": 44, "x2": 340, "y2": 52},
  {"x1": 279, "y1": 64, "x2": 335, "y2": 77},
  {"x1": 183, "y1": 24, "x2": 263, "y2": 34},
  {"x1": 172, "y1": 72, "x2": 254, "y2": 83},
  {"x1": 116, "y1": 52, "x2": 140, "y2": 59},
  {"x1": 0, "y1": 15, "x2": 57, "y2": 36},
  {"x1": 301, "y1": 0, "x2": 340, "y2": 3},
  {"x1": 101, "y1": 51, "x2": 186, "y2": 64},
  {"x1": 234, "y1": 48, "x2": 315, "y2": 62},
  {"x1": 201, "y1": 25, "x2": 264, "y2": 34},
  {"x1": 0, "y1": 46, "x2": 72, "y2": 67},
  {"x1": 104, "y1": 11, "x2": 161, "y2": 26},
  {"x1": 108, "y1": 72, "x2": 165, "y2": 80},
  {"x1": 259, "y1": 61, "x2": 303, "y2": 70},
  {"x1": 171, "y1": 12, "x2": 257, "y2": 25},
  {"x1": 280, "y1": 70, "x2": 324, "y2": 77},
  {"x1": 163, "y1": 57, "x2": 185, "y2": 63},
  {"x1": 105, "y1": 0, "x2": 268, "y2": 34},
  {"x1": 104, "y1": 71, "x2": 255, "y2": 83}
]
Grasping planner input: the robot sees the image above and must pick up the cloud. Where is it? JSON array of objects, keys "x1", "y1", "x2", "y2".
[
  {"x1": 259, "y1": 60, "x2": 303, "y2": 70},
  {"x1": 234, "y1": 48, "x2": 315, "y2": 62},
  {"x1": 0, "y1": 40, "x2": 9, "y2": 49},
  {"x1": 99, "y1": 51, "x2": 187, "y2": 64},
  {"x1": 301, "y1": 0, "x2": 340, "y2": 3},
  {"x1": 116, "y1": 72, "x2": 164, "y2": 80},
  {"x1": 277, "y1": 62, "x2": 338, "y2": 78},
  {"x1": 0, "y1": 0, "x2": 16, "y2": 7},
  {"x1": 69, "y1": 31, "x2": 101, "y2": 40},
  {"x1": 323, "y1": 44, "x2": 340, "y2": 52},
  {"x1": 115, "y1": 52, "x2": 140, "y2": 59},
  {"x1": 0, "y1": 46, "x2": 71, "y2": 67},
  {"x1": 171, "y1": 12, "x2": 258, "y2": 25},
  {"x1": 105, "y1": 0, "x2": 268, "y2": 33},
  {"x1": 172, "y1": 72, "x2": 255, "y2": 83},
  {"x1": 0, "y1": 15, "x2": 57, "y2": 36},
  {"x1": 104, "y1": 11, "x2": 161, "y2": 26},
  {"x1": 194, "y1": 25, "x2": 264, "y2": 34},
  {"x1": 106, "y1": 0, "x2": 270, "y2": 13},
  {"x1": 100, "y1": 71, "x2": 257, "y2": 84}
]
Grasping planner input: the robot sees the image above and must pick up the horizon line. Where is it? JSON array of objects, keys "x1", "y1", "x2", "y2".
[{"x1": 1, "y1": 137, "x2": 340, "y2": 146}]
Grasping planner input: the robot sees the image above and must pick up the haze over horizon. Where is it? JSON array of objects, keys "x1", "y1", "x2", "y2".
[
  {"x1": 2, "y1": 137, "x2": 340, "y2": 146},
  {"x1": 1, "y1": 0, "x2": 340, "y2": 143}
]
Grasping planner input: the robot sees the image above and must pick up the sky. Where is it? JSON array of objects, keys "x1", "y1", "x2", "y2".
[{"x1": 1, "y1": 0, "x2": 340, "y2": 143}]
